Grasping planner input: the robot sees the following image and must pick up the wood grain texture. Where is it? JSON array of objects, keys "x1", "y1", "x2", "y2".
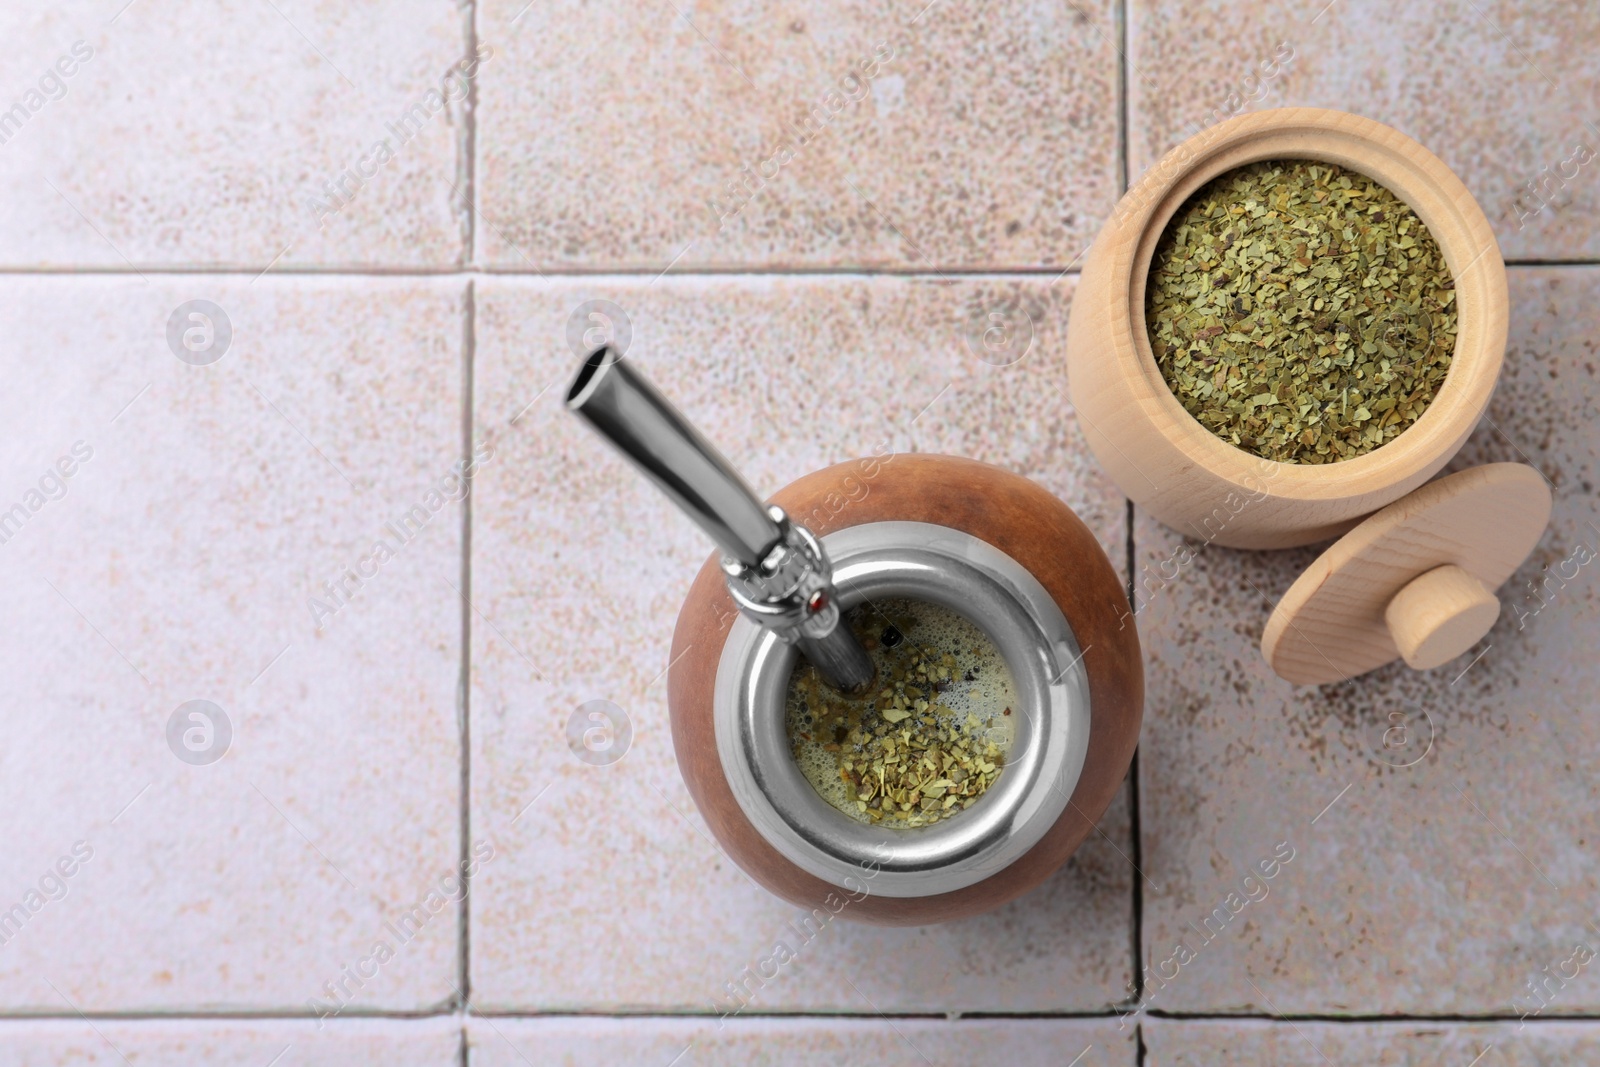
[
  {"x1": 1261, "y1": 463, "x2": 1551, "y2": 685},
  {"x1": 1066, "y1": 107, "x2": 1507, "y2": 549},
  {"x1": 666, "y1": 454, "x2": 1143, "y2": 925},
  {"x1": 1385, "y1": 564, "x2": 1500, "y2": 669}
]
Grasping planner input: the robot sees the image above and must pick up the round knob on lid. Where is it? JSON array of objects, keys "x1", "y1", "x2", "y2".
[{"x1": 1384, "y1": 564, "x2": 1500, "y2": 670}]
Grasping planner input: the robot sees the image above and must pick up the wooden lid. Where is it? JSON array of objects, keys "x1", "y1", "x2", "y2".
[{"x1": 1261, "y1": 463, "x2": 1551, "y2": 685}]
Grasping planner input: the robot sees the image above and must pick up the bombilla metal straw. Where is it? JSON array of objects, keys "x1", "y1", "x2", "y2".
[{"x1": 566, "y1": 346, "x2": 875, "y2": 695}]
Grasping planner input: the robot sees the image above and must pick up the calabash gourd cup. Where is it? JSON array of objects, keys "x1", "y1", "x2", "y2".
[
  {"x1": 1066, "y1": 107, "x2": 1508, "y2": 550},
  {"x1": 670, "y1": 454, "x2": 1143, "y2": 925},
  {"x1": 568, "y1": 348, "x2": 1142, "y2": 925}
]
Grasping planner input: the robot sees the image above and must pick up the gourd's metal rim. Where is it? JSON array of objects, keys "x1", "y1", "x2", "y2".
[{"x1": 713, "y1": 521, "x2": 1091, "y2": 899}]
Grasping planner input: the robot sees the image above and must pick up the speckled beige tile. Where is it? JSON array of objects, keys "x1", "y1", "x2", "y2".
[
  {"x1": 1145, "y1": 1018, "x2": 1600, "y2": 1065},
  {"x1": 475, "y1": 0, "x2": 1118, "y2": 270},
  {"x1": 470, "y1": 1016, "x2": 1136, "y2": 1067},
  {"x1": 0, "y1": 2, "x2": 469, "y2": 268},
  {"x1": 0, "y1": 277, "x2": 466, "y2": 1010},
  {"x1": 1127, "y1": 0, "x2": 1600, "y2": 260},
  {"x1": 0, "y1": 1018, "x2": 460, "y2": 1067},
  {"x1": 1133, "y1": 266, "x2": 1600, "y2": 1015},
  {"x1": 469, "y1": 274, "x2": 1132, "y2": 1011}
]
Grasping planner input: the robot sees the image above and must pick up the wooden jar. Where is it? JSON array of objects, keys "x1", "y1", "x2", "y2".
[
  {"x1": 1066, "y1": 107, "x2": 1507, "y2": 549},
  {"x1": 666, "y1": 455, "x2": 1143, "y2": 925}
]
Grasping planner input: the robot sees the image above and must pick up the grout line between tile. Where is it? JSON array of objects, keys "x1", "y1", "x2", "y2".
[
  {"x1": 1115, "y1": 0, "x2": 1130, "y2": 200},
  {"x1": 0, "y1": 261, "x2": 1591, "y2": 280},
  {"x1": 0, "y1": 1010, "x2": 466, "y2": 1022},
  {"x1": 1136, "y1": 1011, "x2": 1600, "y2": 1025},
  {"x1": 4, "y1": 1009, "x2": 1600, "y2": 1024},
  {"x1": 456, "y1": 0, "x2": 480, "y2": 1018},
  {"x1": 518, "y1": 1011, "x2": 1600, "y2": 1025},
  {"x1": 1113, "y1": 11, "x2": 1147, "y2": 1066},
  {"x1": 0, "y1": 266, "x2": 1099, "y2": 279},
  {"x1": 1125, "y1": 504, "x2": 1144, "y2": 1004},
  {"x1": 462, "y1": 0, "x2": 479, "y2": 271},
  {"x1": 457, "y1": 277, "x2": 476, "y2": 1012},
  {"x1": 1498, "y1": 257, "x2": 1600, "y2": 266}
]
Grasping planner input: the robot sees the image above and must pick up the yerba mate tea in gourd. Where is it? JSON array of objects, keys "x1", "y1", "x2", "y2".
[
  {"x1": 784, "y1": 597, "x2": 1016, "y2": 828},
  {"x1": 1145, "y1": 159, "x2": 1458, "y2": 464}
]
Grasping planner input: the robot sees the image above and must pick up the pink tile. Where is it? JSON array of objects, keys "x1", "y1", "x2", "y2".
[
  {"x1": 468, "y1": 274, "x2": 1133, "y2": 1011},
  {"x1": 1132, "y1": 266, "x2": 1600, "y2": 1014},
  {"x1": 0, "y1": 277, "x2": 466, "y2": 1010},
  {"x1": 1145, "y1": 1018, "x2": 1600, "y2": 1066},
  {"x1": 470, "y1": 1016, "x2": 1135, "y2": 1067},
  {"x1": 0, "y1": 1018, "x2": 460, "y2": 1067},
  {"x1": 474, "y1": 0, "x2": 1119, "y2": 269},
  {"x1": 1127, "y1": 0, "x2": 1600, "y2": 260},
  {"x1": 0, "y1": 2, "x2": 469, "y2": 268}
]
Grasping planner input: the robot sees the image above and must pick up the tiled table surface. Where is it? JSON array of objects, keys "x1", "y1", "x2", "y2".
[{"x1": 1, "y1": 0, "x2": 1596, "y2": 1063}]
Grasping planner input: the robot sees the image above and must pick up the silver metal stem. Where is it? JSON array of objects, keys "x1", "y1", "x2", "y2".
[
  {"x1": 565, "y1": 346, "x2": 780, "y2": 567},
  {"x1": 566, "y1": 346, "x2": 874, "y2": 694}
]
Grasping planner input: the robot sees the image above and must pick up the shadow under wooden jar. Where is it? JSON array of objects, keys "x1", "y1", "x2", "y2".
[
  {"x1": 666, "y1": 455, "x2": 1143, "y2": 925},
  {"x1": 1066, "y1": 107, "x2": 1507, "y2": 549}
]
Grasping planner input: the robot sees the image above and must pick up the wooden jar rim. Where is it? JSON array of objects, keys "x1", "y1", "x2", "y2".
[{"x1": 1105, "y1": 107, "x2": 1505, "y2": 504}]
